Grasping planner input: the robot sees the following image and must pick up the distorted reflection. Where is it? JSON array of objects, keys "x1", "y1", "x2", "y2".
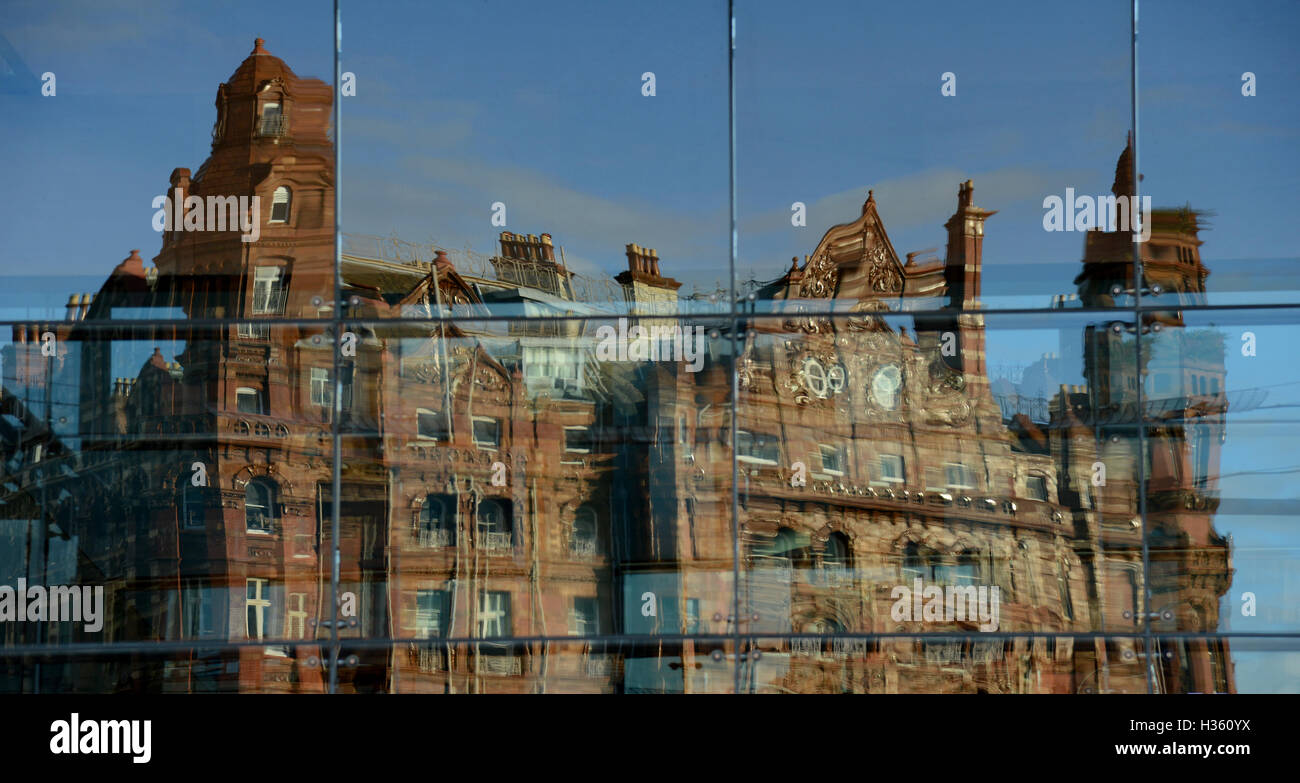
[{"x1": 0, "y1": 40, "x2": 1247, "y2": 694}]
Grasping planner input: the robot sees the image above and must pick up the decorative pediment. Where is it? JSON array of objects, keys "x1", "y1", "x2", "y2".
[
  {"x1": 799, "y1": 192, "x2": 906, "y2": 302},
  {"x1": 398, "y1": 254, "x2": 487, "y2": 317}
]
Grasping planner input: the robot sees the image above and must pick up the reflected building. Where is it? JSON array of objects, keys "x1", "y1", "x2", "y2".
[{"x1": 0, "y1": 42, "x2": 1233, "y2": 694}]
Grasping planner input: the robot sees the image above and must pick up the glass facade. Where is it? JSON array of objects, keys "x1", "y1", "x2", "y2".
[{"x1": 0, "y1": 0, "x2": 1296, "y2": 694}]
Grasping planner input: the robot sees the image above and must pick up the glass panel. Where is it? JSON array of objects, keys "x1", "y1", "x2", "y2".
[
  {"x1": 1142, "y1": 308, "x2": 1300, "y2": 633},
  {"x1": 735, "y1": 0, "x2": 1135, "y2": 313},
  {"x1": 736, "y1": 312, "x2": 1144, "y2": 635},
  {"x1": 333, "y1": 318, "x2": 735, "y2": 652},
  {"x1": 0, "y1": 4, "x2": 337, "y2": 321},
  {"x1": 334, "y1": 638, "x2": 736, "y2": 694},
  {"x1": 1200, "y1": 637, "x2": 1300, "y2": 695},
  {"x1": 0, "y1": 645, "x2": 328, "y2": 694},
  {"x1": 339, "y1": 0, "x2": 731, "y2": 319},
  {"x1": 1141, "y1": 0, "x2": 1300, "y2": 307},
  {"x1": 741, "y1": 636, "x2": 1150, "y2": 694},
  {"x1": 0, "y1": 323, "x2": 333, "y2": 650}
]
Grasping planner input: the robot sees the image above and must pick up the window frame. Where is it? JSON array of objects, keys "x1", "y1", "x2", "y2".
[
  {"x1": 736, "y1": 430, "x2": 780, "y2": 465},
  {"x1": 878, "y1": 454, "x2": 905, "y2": 484},
  {"x1": 236, "y1": 386, "x2": 264, "y2": 415},
  {"x1": 472, "y1": 416, "x2": 501, "y2": 450},
  {"x1": 819, "y1": 443, "x2": 846, "y2": 476},
  {"x1": 245, "y1": 477, "x2": 278, "y2": 533},
  {"x1": 310, "y1": 366, "x2": 332, "y2": 407},
  {"x1": 269, "y1": 185, "x2": 291, "y2": 223}
]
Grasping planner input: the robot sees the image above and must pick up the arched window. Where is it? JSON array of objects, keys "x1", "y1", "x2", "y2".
[
  {"x1": 1057, "y1": 562, "x2": 1075, "y2": 621},
  {"x1": 270, "y1": 186, "x2": 291, "y2": 223},
  {"x1": 756, "y1": 527, "x2": 801, "y2": 575},
  {"x1": 1192, "y1": 423, "x2": 1211, "y2": 489},
  {"x1": 821, "y1": 532, "x2": 851, "y2": 584},
  {"x1": 477, "y1": 498, "x2": 512, "y2": 550},
  {"x1": 258, "y1": 101, "x2": 284, "y2": 136},
  {"x1": 952, "y1": 549, "x2": 980, "y2": 585},
  {"x1": 245, "y1": 478, "x2": 278, "y2": 532},
  {"x1": 180, "y1": 483, "x2": 208, "y2": 530},
  {"x1": 901, "y1": 542, "x2": 927, "y2": 581},
  {"x1": 419, "y1": 493, "x2": 456, "y2": 547},
  {"x1": 571, "y1": 506, "x2": 598, "y2": 557}
]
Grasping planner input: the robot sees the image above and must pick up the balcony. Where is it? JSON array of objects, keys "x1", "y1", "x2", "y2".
[
  {"x1": 256, "y1": 116, "x2": 287, "y2": 139},
  {"x1": 474, "y1": 653, "x2": 521, "y2": 676},
  {"x1": 250, "y1": 288, "x2": 289, "y2": 317},
  {"x1": 407, "y1": 643, "x2": 446, "y2": 673},
  {"x1": 237, "y1": 322, "x2": 270, "y2": 340},
  {"x1": 570, "y1": 538, "x2": 599, "y2": 560},
  {"x1": 480, "y1": 531, "x2": 512, "y2": 551},
  {"x1": 415, "y1": 528, "x2": 453, "y2": 548}
]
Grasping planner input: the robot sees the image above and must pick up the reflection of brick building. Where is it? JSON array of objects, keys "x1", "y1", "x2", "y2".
[
  {"x1": 0, "y1": 44, "x2": 1232, "y2": 694},
  {"x1": 726, "y1": 156, "x2": 1232, "y2": 693}
]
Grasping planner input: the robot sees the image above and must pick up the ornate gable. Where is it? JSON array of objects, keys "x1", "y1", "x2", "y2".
[{"x1": 798, "y1": 191, "x2": 906, "y2": 302}]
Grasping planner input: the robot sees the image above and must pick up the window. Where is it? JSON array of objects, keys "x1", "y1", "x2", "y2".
[
  {"x1": 339, "y1": 364, "x2": 353, "y2": 411},
  {"x1": 259, "y1": 102, "x2": 283, "y2": 136},
  {"x1": 476, "y1": 591, "x2": 511, "y2": 638},
  {"x1": 823, "y1": 532, "x2": 849, "y2": 570},
  {"x1": 236, "y1": 386, "x2": 264, "y2": 415},
  {"x1": 419, "y1": 494, "x2": 456, "y2": 547},
  {"x1": 180, "y1": 484, "x2": 206, "y2": 529},
  {"x1": 819, "y1": 443, "x2": 845, "y2": 475},
  {"x1": 251, "y1": 266, "x2": 286, "y2": 315},
  {"x1": 472, "y1": 417, "x2": 500, "y2": 449},
  {"x1": 270, "y1": 186, "x2": 291, "y2": 223},
  {"x1": 245, "y1": 578, "x2": 271, "y2": 640},
  {"x1": 878, "y1": 454, "x2": 905, "y2": 483},
  {"x1": 1057, "y1": 564, "x2": 1075, "y2": 621},
  {"x1": 415, "y1": 589, "x2": 451, "y2": 638},
  {"x1": 182, "y1": 581, "x2": 217, "y2": 638},
  {"x1": 245, "y1": 477, "x2": 277, "y2": 532},
  {"x1": 570, "y1": 596, "x2": 600, "y2": 636},
  {"x1": 945, "y1": 462, "x2": 976, "y2": 489},
  {"x1": 736, "y1": 430, "x2": 780, "y2": 463},
  {"x1": 901, "y1": 542, "x2": 928, "y2": 581},
  {"x1": 310, "y1": 367, "x2": 331, "y2": 407},
  {"x1": 755, "y1": 527, "x2": 801, "y2": 572},
  {"x1": 1026, "y1": 475, "x2": 1049, "y2": 501},
  {"x1": 564, "y1": 426, "x2": 591, "y2": 453},
  {"x1": 287, "y1": 593, "x2": 307, "y2": 638},
  {"x1": 938, "y1": 550, "x2": 980, "y2": 586},
  {"x1": 1192, "y1": 423, "x2": 1212, "y2": 489},
  {"x1": 684, "y1": 598, "x2": 701, "y2": 634},
  {"x1": 477, "y1": 498, "x2": 512, "y2": 550},
  {"x1": 416, "y1": 408, "x2": 449, "y2": 440},
  {"x1": 571, "y1": 506, "x2": 598, "y2": 557}
]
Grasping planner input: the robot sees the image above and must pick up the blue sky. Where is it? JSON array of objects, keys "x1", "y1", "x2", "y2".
[{"x1": 0, "y1": 0, "x2": 1298, "y2": 691}]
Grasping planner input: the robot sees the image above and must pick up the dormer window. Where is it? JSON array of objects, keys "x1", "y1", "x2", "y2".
[
  {"x1": 259, "y1": 102, "x2": 284, "y2": 137},
  {"x1": 270, "y1": 187, "x2": 291, "y2": 223}
]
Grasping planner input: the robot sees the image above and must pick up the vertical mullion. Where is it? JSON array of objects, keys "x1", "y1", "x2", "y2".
[
  {"x1": 1131, "y1": 0, "x2": 1155, "y2": 695},
  {"x1": 329, "y1": 0, "x2": 344, "y2": 694},
  {"x1": 727, "y1": 0, "x2": 742, "y2": 695}
]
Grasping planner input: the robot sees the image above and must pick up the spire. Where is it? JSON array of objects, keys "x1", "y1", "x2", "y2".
[
  {"x1": 252, "y1": 37, "x2": 268, "y2": 55},
  {"x1": 1112, "y1": 132, "x2": 1135, "y2": 200}
]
